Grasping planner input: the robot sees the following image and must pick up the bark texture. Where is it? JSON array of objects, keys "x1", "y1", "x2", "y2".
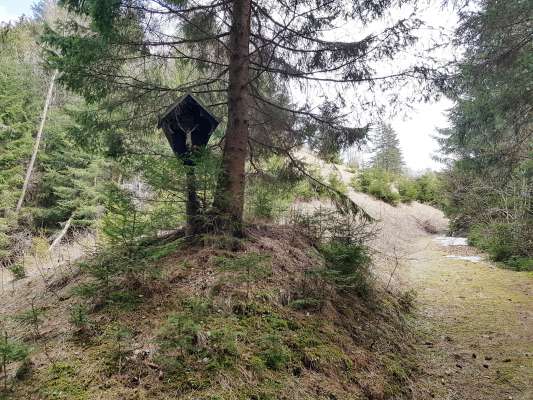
[
  {"x1": 48, "y1": 216, "x2": 72, "y2": 251},
  {"x1": 212, "y1": 0, "x2": 252, "y2": 235},
  {"x1": 16, "y1": 69, "x2": 58, "y2": 213},
  {"x1": 185, "y1": 166, "x2": 202, "y2": 236}
]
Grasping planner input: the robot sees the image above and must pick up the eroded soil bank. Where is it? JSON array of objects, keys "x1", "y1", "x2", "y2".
[{"x1": 406, "y1": 237, "x2": 532, "y2": 400}]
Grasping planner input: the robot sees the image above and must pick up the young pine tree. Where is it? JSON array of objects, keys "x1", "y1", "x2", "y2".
[
  {"x1": 370, "y1": 123, "x2": 404, "y2": 175},
  {"x1": 0, "y1": 22, "x2": 43, "y2": 261}
]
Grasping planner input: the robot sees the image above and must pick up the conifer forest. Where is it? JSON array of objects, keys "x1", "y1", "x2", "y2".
[{"x1": 0, "y1": 1, "x2": 531, "y2": 399}]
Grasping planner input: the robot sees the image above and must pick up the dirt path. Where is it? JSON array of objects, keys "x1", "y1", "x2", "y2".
[{"x1": 406, "y1": 236, "x2": 533, "y2": 400}]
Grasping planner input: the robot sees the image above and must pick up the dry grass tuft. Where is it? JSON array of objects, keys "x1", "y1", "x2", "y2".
[{"x1": 0, "y1": 225, "x2": 419, "y2": 400}]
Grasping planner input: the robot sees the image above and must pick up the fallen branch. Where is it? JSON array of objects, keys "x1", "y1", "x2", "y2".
[
  {"x1": 48, "y1": 216, "x2": 73, "y2": 252},
  {"x1": 16, "y1": 69, "x2": 58, "y2": 213}
]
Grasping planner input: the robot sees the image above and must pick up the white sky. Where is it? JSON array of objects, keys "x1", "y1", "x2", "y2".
[
  {"x1": 322, "y1": 1, "x2": 459, "y2": 173},
  {"x1": 1, "y1": 0, "x2": 457, "y2": 172},
  {"x1": 0, "y1": 0, "x2": 34, "y2": 23},
  {"x1": 383, "y1": 2, "x2": 457, "y2": 172}
]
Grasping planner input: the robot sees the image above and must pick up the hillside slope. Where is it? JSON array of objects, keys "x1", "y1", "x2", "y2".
[
  {"x1": 294, "y1": 152, "x2": 532, "y2": 400},
  {"x1": 4, "y1": 154, "x2": 527, "y2": 400},
  {"x1": 0, "y1": 153, "x2": 455, "y2": 400},
  {"x1": 1, "y1": 226, "x2": 418, "y2": 400}
]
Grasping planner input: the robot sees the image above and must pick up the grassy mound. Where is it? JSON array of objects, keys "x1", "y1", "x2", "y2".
[{"x1": 1, "y1": 226, "x2": 417, "y2": 400}]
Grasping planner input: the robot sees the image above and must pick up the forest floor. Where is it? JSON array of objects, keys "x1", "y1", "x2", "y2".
[
  {"x1": 406, "y1": 236, "x2": 533, "y2": 400},
  {"x1": 322, "y1": 154, "x2": 533, "y2": 400},
  {"x1": 1, "y1": 155, "x2": 531, "y2": 399}
]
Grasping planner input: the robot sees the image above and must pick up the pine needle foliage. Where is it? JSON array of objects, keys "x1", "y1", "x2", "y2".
[
  {"x1": 370, "y1": 122, "x2": 404, "y2": 174},
  {"x1": 438, "y1": 0, "x2": 532, "y2": 262},
  {"x1": 0, "y1": 332, "x2": 30, "y2": 391}
]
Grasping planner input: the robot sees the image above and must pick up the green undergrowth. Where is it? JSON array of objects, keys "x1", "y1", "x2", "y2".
[
  {"x1": 38, "y1": 362, "x2": 89, "y2": 400},
  {"x1": 352, "y1": 168, "x2": 444, "y2": 206},
  {"x1": 3, "y1": 229, "x2": 418, "y2": 399},
  {"x1": 468, "y1": 223, "x2": 533, "y2": 270}
]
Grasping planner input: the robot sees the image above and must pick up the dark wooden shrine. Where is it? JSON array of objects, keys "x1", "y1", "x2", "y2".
[{"x1": 158, "y1": 94, "x2": 219, "y2": 157}]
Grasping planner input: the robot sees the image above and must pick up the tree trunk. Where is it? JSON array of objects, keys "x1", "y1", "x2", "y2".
[
  {"x1": 185, "y1": 166, "x2": 202, "y2": 236},
  {"x1": 48, "y1": 215, "x2": 73, "y2": 252},
  {"x1": 16, "y1": 69, "x2": 58, "y2": 213},
  {"x1": 212, "y1": 0, "x2": 252, "y2": 236}
]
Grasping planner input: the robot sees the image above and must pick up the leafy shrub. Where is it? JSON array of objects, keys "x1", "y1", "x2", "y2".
[
  {"x1": 71, "y1": 248, "x2": 163, "y2": 313},
  {"x1": 0, "y1": 333, "x2": 29, "y2": 389},
  {"x1": 105, "y1": 289, "x2": 143, "y2": 311},
  {"x1": 8, "y1": 262, "x2": 26, "y2": 280},
  {"x1": 157, "y1": 314, "x2": 200, "y2": 356},
  {"x1": 369, "y1": 179, "x2": 400, "y2": 205},
  {"x1": 0, "y1": 230, "x2": 11, "y2": 262},
  {"x1": 353, "y1": 168, "x2": 445, "y2": 207},
  {"x1": 319, "y1": 151, "x2": 342, "y2": 165},
  {"x1": 13, "y1": 304, "x2": 46, "y2": 339},
  {"x1": 397, "y1": 177, "x2": 418, "y2": 203},
  {"x1": 504, "y1": 257, "x2": 533, "y2": 272},
  {"x1": 289, "y1": 207, "x2": 376, "y2": 246},
  {"x1": 468, "y1": 223, "x2": 517, "y2": 261},
  {"x1": 258, "y1": 335, "x2": 292, "y2": 370},
  {"x1": 288, "y1": 298, "x2": 323, "y2": 311},
  {"x1": 101, "y1": 324, "x2": 133, "y2": 374},
  {"x1": 327, "y1": 172, "x2": 347, "y2": 194},
  {"x1": 246, "y1": 183, "x2": 281, "y2": 220},
  {"x1": 415, "y1": 172, "x2": 443, "y2": 205},
  {"x1": 245, "y1": 175, "x2": 318, "y2": 221},
  {"x1": 318, "y1": 241, "x2": 372, "y2": 297},
  {"x1": 69, "y1": 303, "x2": 91, "y2": 333},
  {"x1": 354, "y1": 168, "x2": 400, "y2": 205},
  {"x1": 469, "y1": 222, "x2": 528, "y2": 265},
  {"x1": 245, "y1": 155, "x2": 318, "y2": 220},
  {"x1": 292, "y1": 180, "x2": 316, "y2": 201},
  {"x1": 74, "y1": 184, "x2": 169, "y2": 307},
  {"x1": 100, "y1": 184, "x2": 151, "y2": 250}
]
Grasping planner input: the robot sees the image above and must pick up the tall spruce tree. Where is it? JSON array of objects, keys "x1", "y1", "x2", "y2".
[
  {"x1": 370, "y1": 122, "x2": 404, "y2": 174},
  {"x1": 44, "y1": 0, "x2": 435, "y2": 235},
  {"x1": 0, "y1": 12, "x2": 110, "y2": 263},
  {"x1": 438, "y1": 0, "x2": 532, "y2": 261},
  {"x1": 0, "y1": 20, "x2": 45, "y2": 261}
]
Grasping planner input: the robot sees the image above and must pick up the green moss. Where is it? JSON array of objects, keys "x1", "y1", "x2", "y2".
[
  {"x1": 39, "y1": 362, "x2": 88, "y2": 400},
  {"x1": 99, "y1": 323, "x2": 134, "y2": 375},
  {"x1": 214, "y1": 253, "x2": 272, "y2": 281},
  {"x1": 293, "y1": 325, "x2": 324, "y2": 349},
  {"x1": 105, "y1": 289, "x2": 143, "y2": 311},
  {"x1": 384, "y1": 356, "x2": 409, "y2": 382},
  {"x1": 382, "y1": 355, "x2": 413, "y2": 398},
  {"x1": 288, "y1": 298, "x2": 323, "y2": 311},
  {"x1": 257, "y1": 335, "x2": 292, "y2": 371},
  {"x1": 155, "y1": 302, "x2": 242, "y2": 383},
  {"x1": 301, "y1": 344, "x2": 349, "y2": 372}
]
